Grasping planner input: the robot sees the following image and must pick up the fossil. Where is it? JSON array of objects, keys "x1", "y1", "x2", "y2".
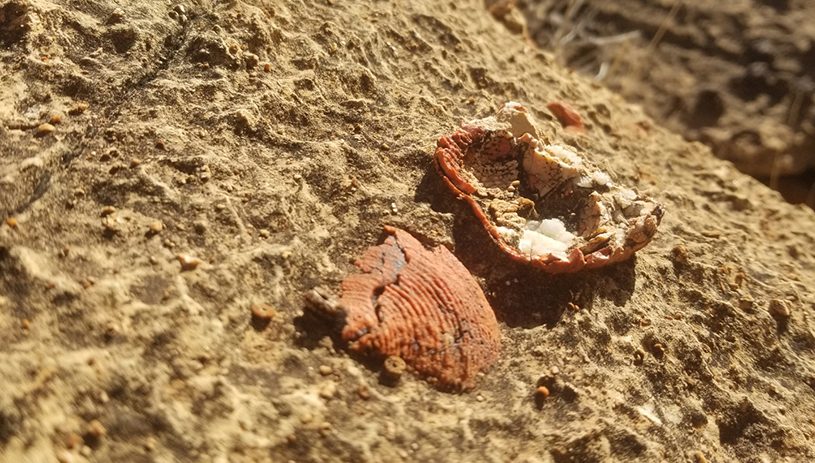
[
  {"x1": 305, "y1": 226, "x2": 500, "y2": 391},
  {"x1": 434, "y1": 102, "x2": 664, "y2": 273}
]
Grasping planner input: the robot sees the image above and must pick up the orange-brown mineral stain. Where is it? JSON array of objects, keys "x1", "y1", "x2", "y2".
[{"x1": 339, "y1": 226, "x2": 500, "y2": 391}]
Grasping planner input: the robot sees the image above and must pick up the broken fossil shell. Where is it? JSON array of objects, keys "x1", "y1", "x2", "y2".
[
  {"x1": 305, "y1": 226, "x2": 500, "y2": 391},
  {"x1": 434, "y1": 102, "x2": 664, "y2": 273}
]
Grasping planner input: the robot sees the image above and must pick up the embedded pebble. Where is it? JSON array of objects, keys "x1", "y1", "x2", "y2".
[
  {"x1": 176, "y1": 254, "x2": 201, "y2": 271},
  {"x1": 769, "y1": 299, "x2": 791, "y2": 318},
  {"x1": 653, "y1": 343, "x2": 666, "y2": 359},
  {"x1": 85, "y1": 420, "x2": 106, "y2": 445},
  {"x1": 68, "y1": 103, "x2": 89, "y2": 115},
  {"x1": 244, "y1": 53, "x2": 259, "y2": 68},
  {"x1": 36, "y1": 123, "x2": 56, "y2": 137},
  {"x1": 672, "y1": 245, "x2": 689, "y2": 264},
  {"x1": 319, "y1": 381, "x2": 337, "y2": 399},
  {"x1": 108, "y1": 8, "x2": 125, "y2": 23}
]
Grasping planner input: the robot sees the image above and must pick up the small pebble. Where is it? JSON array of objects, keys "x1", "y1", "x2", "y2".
[
  {"x1": 68, "y1": 103, "x2": 89, "y2": 115},
  {"x1": 64, "y1": 433, "x2": 82, "y2": 449},
  {"x1": 149, "y1": 221, "x2": 163, "y2": 233},
  {"x1": 199, "y1": 165, "x2": 211, "y2": 181},
  {"x1": 653, "y1": 343, "x2": 665, "y2": 359},
  {"x1": 86, "y1": 419, "x2": 106, "y2": 439},
  {"x1": 109, "y1": 162, "x2": 124, "y2": 174},
  {"x1": 319, "y1": 422, "x2": 332, "y2": 437},
  {"x1": 769, "y1": 299, "x2": 791, "y2": 318},
  {"x1": 244, "y1": 53, "x2": 259, "y2": 68},
  {"x1": 176, "y1": 254, "x2": 201, "y2": 271},
  {"x1": 100, "y1": 206, "x2": 117, "y2": 216},
  {"x1": 536, "y1": 385, "x2": 550, "y2": 399},
  {"x1": 319, "y1": 365, "x2": 333, "y2": 376},
  {"x1": 319, "y1": 382, "x2": 337, "y2": 399},
  {"x1": 671, "y1": 245, "x2": 689, "y2": 264},
  {"x1": 6, "y1": 217, "x2": 18, "y2": 228},
  {"x1": 129, "y1": 158, "x2": 142, "y2": 168},
  {"x1": 634, "y1": 348, "x2": 645, "y2": 364},
  {"x1": 108, "y1": 8, "x2": 125, "y2": 23},
  {"x1": 35, "y1": 123, "x2": 55, "y2": 137}
]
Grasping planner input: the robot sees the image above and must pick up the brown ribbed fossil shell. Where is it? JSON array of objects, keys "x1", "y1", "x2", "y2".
[{"x1": 308, "y1": 226, "x2": 500, "y2": 391}]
